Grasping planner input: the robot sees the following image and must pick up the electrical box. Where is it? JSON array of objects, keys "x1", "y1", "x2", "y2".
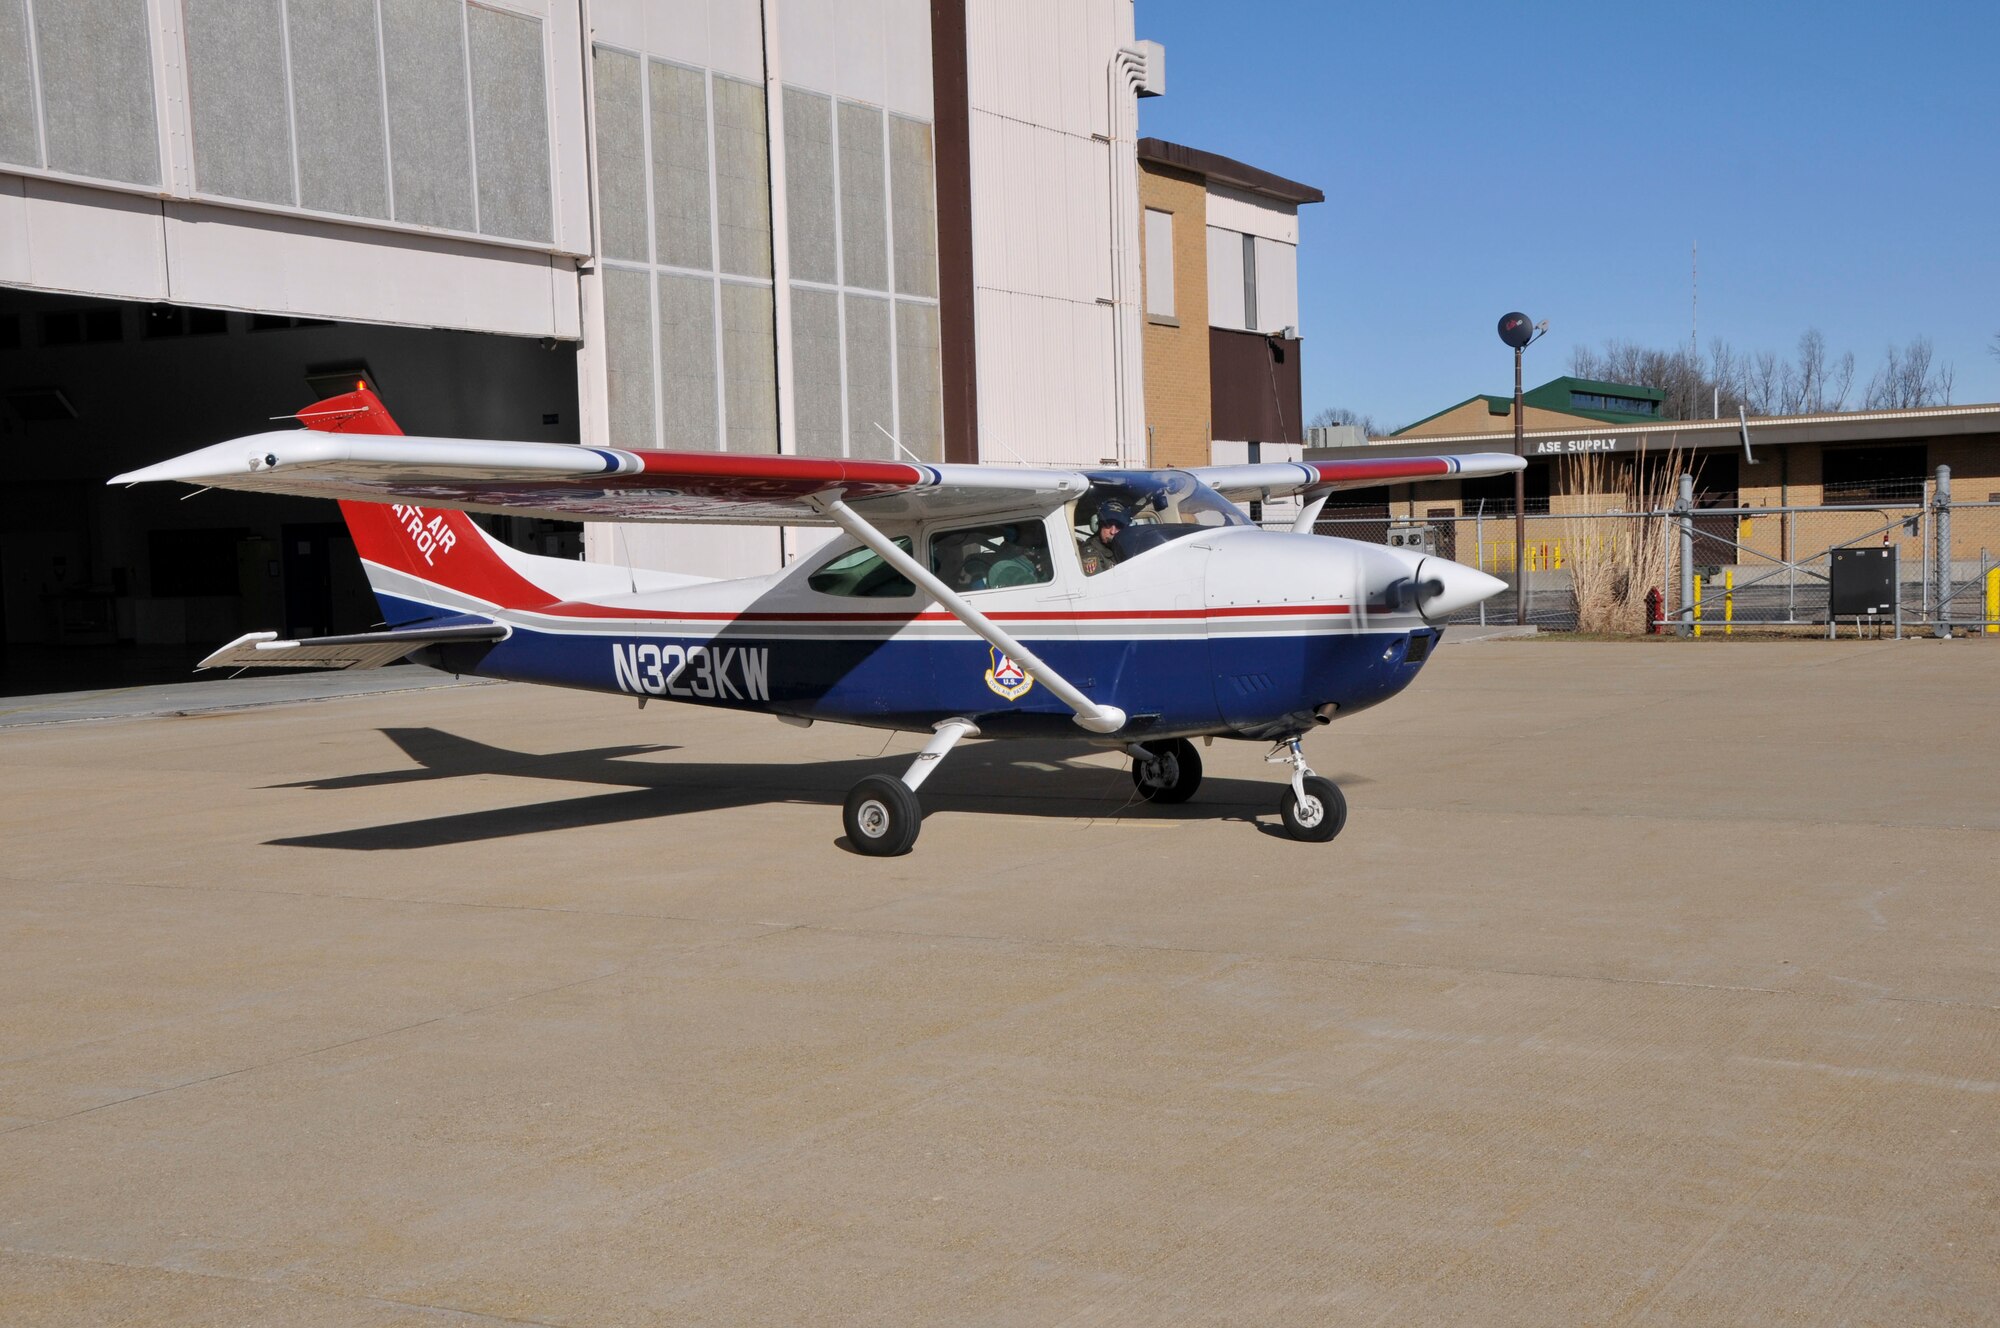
[
  {"x1": 1386, "y1": 523, "x2": 1438, "y2": 556},
  {"x1": 1830, "y1": 546, "x2": 1896, "y2": 617}
]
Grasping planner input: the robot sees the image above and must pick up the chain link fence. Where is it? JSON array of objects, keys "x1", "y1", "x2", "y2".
[{"x1": 1299, "y1": 473, "x2": 2000, "y2": 636}]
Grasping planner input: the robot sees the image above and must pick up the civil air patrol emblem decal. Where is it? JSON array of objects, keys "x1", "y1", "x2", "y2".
[{"x1": 984, "y1": 646, "x2": 1033, "y2": 701}]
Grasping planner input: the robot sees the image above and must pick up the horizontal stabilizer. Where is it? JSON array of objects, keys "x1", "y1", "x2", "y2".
[{"x1": 197, "y1": 623, "x2": 510, "y2": 672}]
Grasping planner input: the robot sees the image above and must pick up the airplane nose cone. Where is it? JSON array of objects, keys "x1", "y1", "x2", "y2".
[{"x1": 1413, "y1": 557, "x2": 1507, "y2": 624}]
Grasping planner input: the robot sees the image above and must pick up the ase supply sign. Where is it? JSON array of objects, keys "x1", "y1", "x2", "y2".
[{"x1": 1530, "y1": 436, "x2": 1625, "y2": 455}]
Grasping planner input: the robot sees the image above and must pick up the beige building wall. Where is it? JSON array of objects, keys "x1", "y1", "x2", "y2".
[
  {"x1": 1136, "y1": 163, "x2": 1208, "y2": 472},
  {"x1": 1138, "y1": 163, "x2": 1210, "y2": 471}
]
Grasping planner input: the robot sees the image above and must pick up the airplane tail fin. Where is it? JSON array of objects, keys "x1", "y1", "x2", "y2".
[{"x1": 299, "y1": 386, "x2": 557, "y2": 625}]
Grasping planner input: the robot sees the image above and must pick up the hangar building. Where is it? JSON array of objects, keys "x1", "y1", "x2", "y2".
[{"x1": 5, "y1": 0, "x2": 1304, "y2": 693}]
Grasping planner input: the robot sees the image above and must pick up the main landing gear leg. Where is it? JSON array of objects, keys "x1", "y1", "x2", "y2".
[
  {"x1": 843, "y1": 719, "x2": 979, "y2": 856},
  {"x1": 1268, "y1": 737, "x2": 1347, "y2": 843}
]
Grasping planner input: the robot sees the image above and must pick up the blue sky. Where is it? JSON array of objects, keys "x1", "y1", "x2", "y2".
[{"x1": 1134, "y1": 0, "x2": 2000, "y2": 432}]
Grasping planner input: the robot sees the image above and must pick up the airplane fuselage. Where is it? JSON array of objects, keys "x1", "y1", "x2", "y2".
[{"x1": 396, "y1": 526, "x2": 1454, "y2": 743}]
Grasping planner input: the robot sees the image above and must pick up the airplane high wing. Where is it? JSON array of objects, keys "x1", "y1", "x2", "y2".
[
  {"x1": 115, "y1": 386, "x2": 1519, "y2": 528},
  {"x1": 1193, "y1": 454, "x2": 1524, "y2": 501},
  {"x1": 1191, "y1": 454, "x2": 1525, "y2": 531},
  {"x1": 113, "y1": 389, "x2": 1082, "y2": 526}
]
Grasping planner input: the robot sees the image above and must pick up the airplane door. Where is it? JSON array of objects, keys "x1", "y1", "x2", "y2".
[{"x1": 1081, "y1": 541, "x2": 1215, "y2": 732}]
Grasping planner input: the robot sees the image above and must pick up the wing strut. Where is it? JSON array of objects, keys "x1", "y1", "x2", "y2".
[
  {"x1": 1291, "y1": 492, "x2": 1330, "y2": 534},
  {"x1": 814, "y1": 496, "x2": 1128, "y2": 735}
]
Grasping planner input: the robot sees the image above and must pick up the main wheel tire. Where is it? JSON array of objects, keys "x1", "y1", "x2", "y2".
[
  {"x1": 1280, "y1": 775, "x2": 1347, "y2": 842},
  {"x1": 1130, "y1": 738, "x2": 1203, "y2": 804},
  {"x1": 844, "y1": 775, "x2": 923, "y2": 856}
]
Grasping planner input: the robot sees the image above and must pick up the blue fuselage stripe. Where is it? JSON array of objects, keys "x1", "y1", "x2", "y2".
[{"x1": 381, "y1": 592, "x2": 1439, "y2": 738}]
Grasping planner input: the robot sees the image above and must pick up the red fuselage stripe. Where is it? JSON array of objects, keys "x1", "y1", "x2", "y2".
[{"x1": 507, "y1": 602, "x2": 1381, "y2": 624}]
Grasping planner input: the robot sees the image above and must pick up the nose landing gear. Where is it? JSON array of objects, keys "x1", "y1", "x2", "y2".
[
  {"x1": 843, "y1": 718, "x2": 979, "y2": 856},
  {"x1": 1268, "y1": 737, "x2": 1347, "y2": 842}
]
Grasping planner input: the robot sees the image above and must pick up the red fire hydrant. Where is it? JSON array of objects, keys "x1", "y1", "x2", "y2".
[{"x1": 1645, "y1": 587, "x2": 1664, "y2": 634}]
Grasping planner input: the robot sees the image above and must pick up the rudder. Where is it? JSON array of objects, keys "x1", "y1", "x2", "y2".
[{"x1": 299, "y1": 386, "x2": 555, "y2": 625}]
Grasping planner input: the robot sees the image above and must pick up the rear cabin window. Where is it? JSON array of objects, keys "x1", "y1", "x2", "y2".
[{"x1": 807, "y1": 538, "x2": 915, "y2": 597}]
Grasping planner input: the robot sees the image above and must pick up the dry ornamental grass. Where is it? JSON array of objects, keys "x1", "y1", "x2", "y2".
[{"x1": 1560, "y1": 450, "x2": 1683, "y2": 634}]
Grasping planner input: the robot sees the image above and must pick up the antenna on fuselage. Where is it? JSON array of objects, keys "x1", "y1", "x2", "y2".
[
  {"x1": 871, "y1": 421, "x2": 927, "y2": 468},
  {"x1": 984, "y1": 433, "x2": 1034, "y2": 468},
  {"x1": 613, "y1": 522, "x2": 638, "y2": 596}
]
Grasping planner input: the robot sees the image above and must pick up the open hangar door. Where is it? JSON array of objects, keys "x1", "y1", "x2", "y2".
[{"x1": 0, "y1": 288, "x2": 579, "y2": 696}]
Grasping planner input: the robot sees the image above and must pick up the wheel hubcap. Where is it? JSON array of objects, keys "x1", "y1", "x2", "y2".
[
  {"x1": 1294, "y1": 795, "x2": 1323, "y2": 828},
  {"x1": 857, "y1": 799, "x2": 889, "y2": 837}
]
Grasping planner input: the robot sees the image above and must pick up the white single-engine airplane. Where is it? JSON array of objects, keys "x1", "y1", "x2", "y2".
[{"x1": 114, "y1": 387, "x2": 1519, "y2": 854}]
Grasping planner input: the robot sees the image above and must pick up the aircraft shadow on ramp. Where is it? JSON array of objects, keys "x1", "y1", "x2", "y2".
[{"x1": 263, "y1": 727, "x2": 1370, "y2": 851}]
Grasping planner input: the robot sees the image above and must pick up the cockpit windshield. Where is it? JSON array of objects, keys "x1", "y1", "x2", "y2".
[
  {"x1": 1077, "y1": 470, "x2": 1250, "y2": 533},
  {"x1": 1072, "y1": 470, "x2": 1252, "y2": 574}
]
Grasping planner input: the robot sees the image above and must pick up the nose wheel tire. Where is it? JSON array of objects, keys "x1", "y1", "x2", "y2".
[
  {"x1": 1130, "y1": 738, "x2": 1203, "y2": 804},
  {"x1": 1280, "y1": 775, "x2": 1347, "y2": 842},
  {"x1": 844, "y1": 775, "x2": 923, "y2": 856}
]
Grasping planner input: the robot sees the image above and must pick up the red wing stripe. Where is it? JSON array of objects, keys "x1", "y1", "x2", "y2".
[
  {"x1": 1306, "y1": 458, "x2": 1455, "y2": 484},
  {"x1": 628, "y1": 452, "x2": 928, "y2": 486}
]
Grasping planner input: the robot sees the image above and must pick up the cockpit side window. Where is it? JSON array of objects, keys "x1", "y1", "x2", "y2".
[
  {"x1": 807, "y1": 537, "x2": 915, "y2": 597},
  {"x1": 930, "y1": 521, "x2": 1054, "y2": 592}
]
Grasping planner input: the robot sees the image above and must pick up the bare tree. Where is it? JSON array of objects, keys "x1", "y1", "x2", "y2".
[
  {"x1": 1568, "y1": 327, "x2": 1921, "y2": 419},
  {"x1": 1864, "y1": 336, "x2": 1954, "y2": 408}
]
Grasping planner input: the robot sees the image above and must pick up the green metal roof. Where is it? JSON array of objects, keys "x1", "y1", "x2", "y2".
[{"x1": 1390, "y1": 377, "x2": 1668, "y2": 435}]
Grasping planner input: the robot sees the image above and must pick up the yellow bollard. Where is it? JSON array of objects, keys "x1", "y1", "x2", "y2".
[
  {"x1": 1693, "y1": 574, "x2": 1704, "y2": 637},
  {"x1": 1725, "y1": 569, "x2": 1734, "y2": 636},
  {"x1": 1555, "y1": 541, "x2": 1564, "y2": 570},
  {"x1": 1987, "y1": 567, "x2": 1999, "y2": 634}
]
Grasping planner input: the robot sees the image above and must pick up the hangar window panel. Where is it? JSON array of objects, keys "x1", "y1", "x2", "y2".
[
  {"x1": 1241, "y1": 232, "x2": 1258, "y2": 332},
  {"x1": 0, "y1": 0, "x2": 40, "y2": 169},
  {"x1": 468, "y1": 4, "x2": 551, "y2": 242},
  {"x1": 712, "y1": 77, "x2": 771, "y2": 279},
  {"x1": 186, "y1": 0, "x2": 296, "y2": 206},
  {"x1": 34, "y1": 0, "x2": 159, "y2": 186},
  {"x1": 658, "y1": 272, "x2": 719, "y2": 451},
  {"x1": 288, "y1": 0, "x2": 389, "y2": 219},
  {"x1": 601, "y1": 265, "x2": 656, "y2": 449},
  {"x1": 894, "y1": 300, "x2": 942, "y2": 463},
  {"x1": 720, "y1": 281, "x2": 777, "y2": 452},
  {"x1": 790, "y1": 286, "x2": 843, "y2": 458},
  {"x1": 784, "y1": 89, "x2": 836, "y2": 285},
  {"x1": 591, "y1": 47, "x2": 646, "y2": 263},
  {"x1": 1143, "y1": 208, "x2": 1174, "y2": 318},
  {"x1": 842, "y1": 293, "x2": 894, "y2": 460},
  {"x1": 888, "y1": 115, "x2": 936, "y2": 299},
  {"x1": 837, "y1": 101, "x2": 888, "y2": 293},
  {"x1": 381, "y1": 0, "x2": 475, "y2": 232},
  {"x1": 649, "y1": 60, "x2": 712, "y2": 272}
]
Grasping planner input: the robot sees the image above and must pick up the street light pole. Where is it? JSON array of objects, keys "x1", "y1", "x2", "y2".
[
  {"x1": 1513, "y1": 343, "x2": 1526, "y2": 625},
  {"x1": 1497, "y1": 312, "x2": 1541, "y2": 626}
]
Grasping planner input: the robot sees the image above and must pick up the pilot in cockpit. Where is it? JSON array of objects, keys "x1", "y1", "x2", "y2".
[{"x1": 1079, "y1": 498, "x2": 1130, "y2": 576}]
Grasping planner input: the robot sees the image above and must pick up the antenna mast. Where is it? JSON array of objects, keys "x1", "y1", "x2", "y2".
[{"x1": 1691, "y1": 239, "x2": 1698, "y2": 363}]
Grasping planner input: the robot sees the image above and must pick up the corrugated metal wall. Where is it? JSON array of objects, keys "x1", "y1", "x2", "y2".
[{"x1": 964, "y1": 0, "x2": 1135, "y2": 469}]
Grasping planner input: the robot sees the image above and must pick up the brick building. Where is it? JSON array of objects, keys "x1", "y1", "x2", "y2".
[{"x1": 1134, "y1": 139, "x2": 1322, "y2": 486}]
